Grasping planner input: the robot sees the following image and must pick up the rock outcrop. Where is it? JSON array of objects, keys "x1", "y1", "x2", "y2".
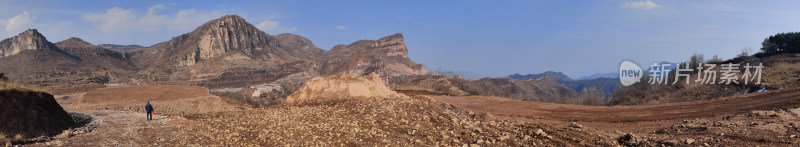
[
  {"x1": 0, "y1": 29, "x2": 59, "y2": 57},
  {"x1": 283, "y1": 73, "x2": 407, "y2": 105},
  {"x1": 317, "y1": 33, "x2": 428, "y2": 77},
  {"x1": 195, "y1": 15, "x2": 273, "y2": 60},
  {"x1": 126, "y1": 15, "x2": 324, "y2": 86},
  {"x1": 0, "y1": 15, "x2": 430, "y2": 93}
]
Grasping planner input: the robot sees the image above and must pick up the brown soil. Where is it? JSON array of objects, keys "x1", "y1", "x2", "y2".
[
  {"x1": 72, "y1": 85, "x2": 248, "y2": 116},
  {"x1": 0, "y1": 90, "x2": 75, "y2": 139},
  {"x1": 28, "y1": 86, "x2": 800, "y2": 146},
  {"x1": 431, "y1": 87, "x2": 800, "y2": 146},
  {"x1": 30, "y1": 110, "x2": 190, "y2": 146},
  {"x1": 431, "y1": 87, "x2": 800, "y2": 122}
]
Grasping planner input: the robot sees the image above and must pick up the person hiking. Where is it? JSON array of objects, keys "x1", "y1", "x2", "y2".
[{"x1": 145, "y1": 101, "x2": 154, "y2": 120}]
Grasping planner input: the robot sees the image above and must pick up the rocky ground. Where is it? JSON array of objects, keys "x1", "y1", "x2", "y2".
[
  {"x1": 177, "y1": 96, "x2": 612, "y2": 146},
  {"x1": 10, "y1": 74, "x2": 800, "y2": 146},
  {"x1": 434, "y1": 89, "x2": 800, "y2": 146},
  {"x1": 15, "y1": 91, "x2": 800, "y2": 146},
  {"x1": 22, "y1": 96, "x2": 614, "y2": 146}
]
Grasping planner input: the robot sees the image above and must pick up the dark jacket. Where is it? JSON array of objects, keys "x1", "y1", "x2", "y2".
[{"x1": 145, "y1": 103, "x2": 154, "y2": 112}]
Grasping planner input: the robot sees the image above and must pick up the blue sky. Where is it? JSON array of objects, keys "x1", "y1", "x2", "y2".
[{"x1": 1, "y1": 0, "x2": 798, "y2": 78}]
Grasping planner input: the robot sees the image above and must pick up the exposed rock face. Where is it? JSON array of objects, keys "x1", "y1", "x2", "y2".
[
  {"x1": 0, "y1": 29, "x2": 59, "y2": 57},
  {"x1": 317, "y1": 33, "x2": 427, "y2": 77},
  {"x1": 0, "y1": 35, "x2": 137, "y2": 90},
  {"x1": 283, "y1": 73, "x2": 407, "y2": 105},
  {"x1": 127, "y1": 15, "x2": 324, "y2": 85},
  {"x1": 0, "y1": 15, "x2": 430, "y2": 94},
  {"x1": 196, "y1": 15, "x2": 273, "y2": 61},
  {"x1": 373, "y1": 33, "x2": 409, "y2": 58}
]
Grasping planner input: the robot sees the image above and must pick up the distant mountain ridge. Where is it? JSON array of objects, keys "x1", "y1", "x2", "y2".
[
  {"x1": 508, "y1": 71, "x2": 619, "y2": 97},
  {"x1": 0, "y1": 30, "x2": 135, "y2": 86},
  {"x1": 508, "y1": 71, "x2": 573, "y2": 82},
  {"x1": 0, "y1": 15, "x2": 428, "y2": 91},
  {"x1": 576, "y1": 72, "x2": 618, "y2": 80},
  {"x1": 97, "y1": 44, "x2": 144, "y2": 53}
]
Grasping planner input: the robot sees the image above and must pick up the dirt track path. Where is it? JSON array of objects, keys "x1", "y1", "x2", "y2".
[
  {"x1": 38, "y1": 110, "x2": 189, "y2": 146},
  {"x1": 432, "y1": 88, "x2": 800, "y2": 122}
]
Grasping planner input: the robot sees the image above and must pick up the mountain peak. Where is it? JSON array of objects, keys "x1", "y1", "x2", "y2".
[
  {"x1": 217, "y1": 15, "x2": 246, "y2": 22},
  {"x1": 196, "y1": 15, "x2": 256, "y2": 33},
  {"x1": 378, "y1": 33, "x2": 404, "y2": 41},
  {"x1": 56, "y1": 37, "x2": 95, "y2": 48},
  {"x1": 186, "y1": 14, "x2": 273, "y2": 61},
  {"x1": 21, "y1": 29, "x2": 44, "y2": 37},
  {"x1": 0, "y1": 29, "x2": 57, "y2": 57}
]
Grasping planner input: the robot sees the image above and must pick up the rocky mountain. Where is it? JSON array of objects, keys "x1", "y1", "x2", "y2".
[
  {"x1": 55, "y1": 37, "x2": 137, "y2": 80},
  {"x1": 123, "y1": 15, "x2": 426, "y2": 88},
  {"x1": 0, "y1": 30, "x2": 139, "y2": 89},
  {"x1": 97, "y1": 44, "x2": 144, "y2": 53},
  {"x1": 317, "y1": 33, "x2": 427, "y2": 77},
  {"x1": 0, "y1": 29, "x2": 88, "y2": 85},
  {"x1": 508, "y1": 71, "x2": 572, "y2": 83},
  {"x1": 0, "y1": 29, "x2": 60, "y2": 57},
  {"x1": 125, "y1": 15, "x2": 325, "y2": 87},
  {"x1": 0, "y1": 15, "x2": 429, "y2": 95},
  {"x1": 508, "y1": 71, "x2": 619, "y2": 97}
]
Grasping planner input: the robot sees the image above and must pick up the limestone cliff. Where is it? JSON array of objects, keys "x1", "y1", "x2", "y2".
[
  {"x1": 317, "y1": 33, "x2": 428, "y2": 77},
  {"x1": 0, "y1": 29, "x2": 59, "y2": 57}
]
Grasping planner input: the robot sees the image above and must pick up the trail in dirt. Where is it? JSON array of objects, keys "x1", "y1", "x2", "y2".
[
  {"x1": 39, "y1": 110, "x2": 189, "y2": 146},
  {"x1": 432, "y1": 88, "x2": 800, "y2": 122}
]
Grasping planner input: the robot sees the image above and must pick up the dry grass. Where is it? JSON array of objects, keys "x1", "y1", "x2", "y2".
[
  {"x1": 0, "y1": 132, "x2": 6, "y2": 142},
  {"x1": 761, "y1": 62, "x2": 800, "y2": 88},
  {"x1": 55, "y1": 130, "x2": 71, "y2": 139},
  {"x1": 0, "y1": 80, "x2": 47, "y2": 92},
  {"x1": 13, "y1": 134, "x2": 22, "y2": 140}
]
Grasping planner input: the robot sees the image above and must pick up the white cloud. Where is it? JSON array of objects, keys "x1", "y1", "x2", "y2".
[
  {"x1": 4, "y1": 11, "x2": 35, "y2": 33},
  {"x1": 335, "y1": 25, "x2": 347, "y2": 30},
  {"x1": 256, "y1": 20, "x2": 279, "y2": 30},
  {"x1": 82, "y1": 4, "x2": 222, "y2": 33},
  {"x1": 621, "y1": 0, "x2": 662, "y2": 10},
  {"x1": 256, "y1": 20, "x2": 297, "y2": 34}
]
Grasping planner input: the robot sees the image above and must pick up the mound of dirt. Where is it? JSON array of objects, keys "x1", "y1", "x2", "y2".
[
  {"x1": 0, "y1": 90, "x2": 76, "y2": 138},
  {"x1": 283, "y1": 73, "x2": 407, "y2": 105},
  {"x1": 73, "y1": 85, "x2": 248, "y2": 115}
]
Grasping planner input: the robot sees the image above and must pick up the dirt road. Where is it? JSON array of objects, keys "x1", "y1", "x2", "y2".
[
  {"x1": 432, "y1": 88, "x2": 800, "y2": 122},
  {"x1": 33, "y1": 110, "x2": 191, "y2": 146}
]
